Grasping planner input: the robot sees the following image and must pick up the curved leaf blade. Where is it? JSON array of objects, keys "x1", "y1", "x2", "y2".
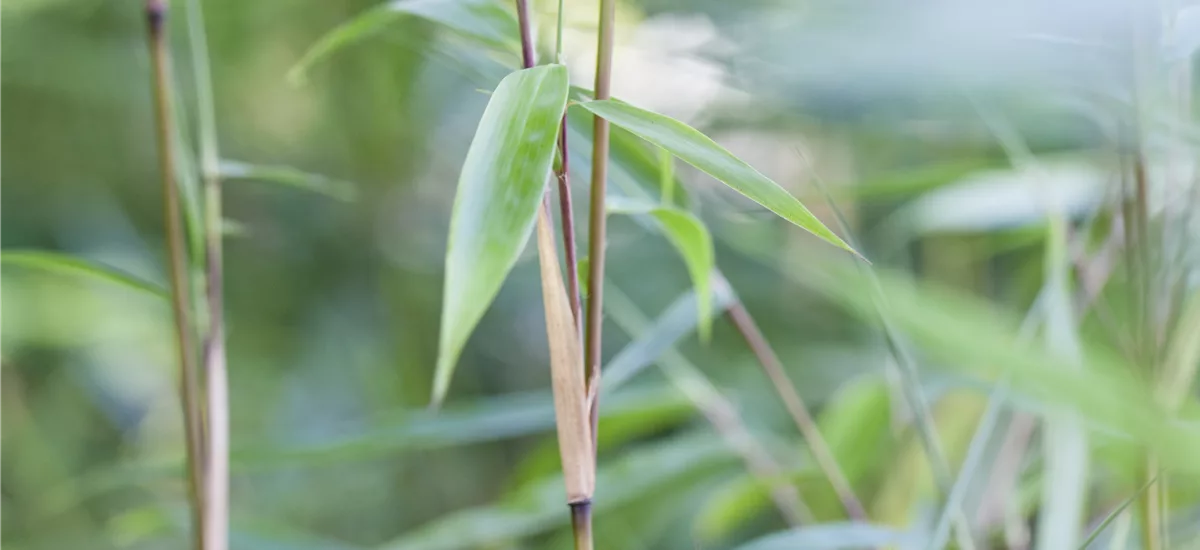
[
  {"x1": 0, "y1": 250, "x2": 167, "y2": 298},
  {"x1": 289, "y1": 0, "x2": 519, "y2": 83},
  {"x1": 220, "y1": 160, "x2": 357, "y2": 202},
  {"x1": 433, "y1": 64, "x2": 569, "y2": 405},
  {"x1": 576, "y1": 99, "x2": 857, "y2": 256},
  {"x1": 607, "y1": 197, "x2": 715, "y2": 339}
]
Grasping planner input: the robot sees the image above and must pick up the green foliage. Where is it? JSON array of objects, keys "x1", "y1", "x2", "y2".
[
  {"x1": 575, "y1": 99, "x2": 857, "y2": 256},
  {"x1": 607, "y1": 196, "x2": 715, "y2": 340},
  {"x1": 289, "y1": 0, "x2": 519, "y2": 83},
  {"x1": 433, "y1": 64, "x2": 568, "y2": 405}
]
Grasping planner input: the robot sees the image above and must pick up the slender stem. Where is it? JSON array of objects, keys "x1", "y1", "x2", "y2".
[
  {"x1": 725, "y1": 300, "x2": 867, "y2": 521},
  {"x1": 569, "y1": 501, "x2": 595, "y2": 550},
  {"x1": 146, "y1": 2, "x2": 206, "y2": 548},
  {"x1": 184, "y1": 0, "x2": 229, "y2": 547},
  {"x1": 585, "y1": 0, "x2": 617, "y2": 450},
  {"x1": 514, "y1": 3, "x2": 593, "y2": 548}
]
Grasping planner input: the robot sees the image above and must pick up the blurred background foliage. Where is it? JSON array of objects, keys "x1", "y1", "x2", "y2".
[{"x1": 3, "y1": 0, "x2": 1199, "y2": 548}]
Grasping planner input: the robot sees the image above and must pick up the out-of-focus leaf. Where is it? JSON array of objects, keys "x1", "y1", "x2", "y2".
[
  {"x1": 0, "y1": 251, "x2": 166, "y2": 298},
  {"x1": 607, "y1": 196, "x2": 716, "y2": 340},
  {"x1": 732, "y1": 523, "x2": 915, "y2": 550},
  {"x1": 1160, "y1": 292, "x2": 1200, "y2": 411},
  {"x1": 892, "y1": 161, "x2": 1104, "y2": 235},
  {"x1": 602, "y1": 283, "x2": 735, "y2": 393},
  {"x1": 288, "y1": 0, "x2": 519, "y2": 83},
  {"x1": 220, "y1": 160, "x2": 358, "y2": 202},
  {"x1": 375, "y1": 434, "x2": 735, "y2": 550},
  {"x1": 432, "y1": 64, "x2": 569, "y2": 405},
  {"x1": 1165, "y1": 6, "x2": 1200, "y2": 62},
  {"x1": 796, "y1": 263, "x2": 1200, "y2": 473},
  {"x1": 575, "y1": 99, "x2": 857, "y2": 256},
  {"x1": 231, "y1": 521, "x2": 364, "y2": 550},
  {"x1": 1037, "y1": 212, "x2": 1088, "y2": 550}
]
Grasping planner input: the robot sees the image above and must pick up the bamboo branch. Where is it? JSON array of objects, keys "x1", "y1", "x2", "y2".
[{"x1": 146, "y1": 1, "x2": 206, "y2": 547}]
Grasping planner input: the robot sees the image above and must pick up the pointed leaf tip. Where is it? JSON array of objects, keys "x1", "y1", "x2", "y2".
[
  {"x1": 432, "y1": 64, "x2": 570, "y2": 403},
  {"x1": 576, "y1": 99, "x2": 861, "y2": 257}
]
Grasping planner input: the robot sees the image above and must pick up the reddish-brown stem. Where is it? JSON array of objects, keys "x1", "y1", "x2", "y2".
[{"x1": 726, "y1": 300, "x2": 867, "y2": 521}]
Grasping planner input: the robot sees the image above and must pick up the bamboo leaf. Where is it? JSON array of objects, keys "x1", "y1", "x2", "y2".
[
  {"x1": 607, "y1": 196, "x2": 716, "y2": 340},
  {"x1": 733, "y1": 523, "x2": 915, "y2": 550},
  {"x1": 534, "y1": 205, "x2": 593, "y2": 503},
  {"x1": 0, "y1": 250, "x2": 166, "y2": 298},
  {"x1": 433, "y1": 64, "x2": 569, "y2": 405},
  {"x1": 220, "y1": 160, "x2": 357, "y2": 202},
  {"x1": 574, "y1": 99, "x2": 857, "y2": 256},
  {"x1": 289, "y1": 0, "x2": 519, "y2": 83}
]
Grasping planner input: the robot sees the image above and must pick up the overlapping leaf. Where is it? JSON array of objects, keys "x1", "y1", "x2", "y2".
[{"x1": 433, "y1": 64, "x2": 569, "y2": 405}]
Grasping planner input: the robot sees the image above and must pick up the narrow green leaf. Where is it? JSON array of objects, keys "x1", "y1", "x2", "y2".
[
  {"x1": 220, "y1": 160, "x2": 357, "y2": 202},
  {"x1": 658, "y1": 146, "x2": 675, "y2": 205},
  {"x1": 375, "y1": 434, "x2": 733, "y2": 550},
  {"x1": 288, "y1": 0, "x2": 519, "y2": 83},
  {"x1": 733, "y1": 524, "x2": 915, "y2": 550},
  {"x1": 575, "y1": 99, "x2": 857, "y2": 256},
  {"x1": 607, "y1": 196, "x2": 716, "y2": 340},
  {"x1": 433, "y1": 64, "x2": 569, "y2": 405},
  {"x1": 0, "y1": 251, "x2": 167, "y2": 298},
  {"x1": 601, "y1": 285, "x2": 735, "y2": 393},
  {"x1": 1077, "y1": 475, "x2": 1159, "y2": 550}
]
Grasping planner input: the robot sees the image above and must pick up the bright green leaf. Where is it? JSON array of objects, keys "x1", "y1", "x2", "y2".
[
  {"x1": 289, "y1": 0, "x2": 519, "y2": 83},
  {"x1": 575, "y1": 99, "x2": 857, "y2": 256},
  {"x1": 433, "y1": 64, "x2": 569, "y2": 405},
  {"x1": 221, "y1": 160, "x2": 357, "y2": 202},
  {"x1": 0, "y1": 251, "x2": 166, "y2": 298},
  {"x1": 607, "y1": 196, "x2": 716, "y2": 340}
]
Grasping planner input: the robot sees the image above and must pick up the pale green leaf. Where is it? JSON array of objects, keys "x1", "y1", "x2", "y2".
[
  {"x1": 607, "y1": 196, "x2": 716, "y2": 340},
  {"x1": 432, "y1": 65, "x2": 569, "y2": 405},
  {"x1": 733, "y1": 523, "x2": 915, "y2": 550},
  {"x1": 601, "y1": 285, "x2": 735, "y2": 393},
  {"x1": 575, "y1": 99, "x2": 857, "y2": 256},
  {"x1": 289, "y1": 0, "x2": 519, "y2": 83},
  {"x1": 220, "y1": 160, "x2": 357, "y2": 202},
  {"x1": 0, "y1": 250, "x2": 166, "y2": 298}
]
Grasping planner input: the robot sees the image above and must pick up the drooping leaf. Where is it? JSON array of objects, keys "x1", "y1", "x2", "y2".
[
  {"x1": 533, "y1": 205, "x2": 593, "y2": 503},
  {"x1": 607, "y1": 196, "x2": 716, "y2": 339},
  {"x1": 574, "y1": 99, "x2": 857, "y2": 256},
  {"x1": 289, "y1": 0, "x2": 519, "y2": 83},
  {"x1": 432, "y1": 64, "x2": 569, "y2": 405},
  {"x1": 0, "y1": 251, "x2": 166, "y2": 298},
  {"x1": 732, "y1": 523, "x2": 915, "y2": 550},
  {"x1": 375, "y1": 434, "x2": 734, "y2": 550},
  {"x1": 220, "y1": 160, "x2": 357, "y2": 202}
]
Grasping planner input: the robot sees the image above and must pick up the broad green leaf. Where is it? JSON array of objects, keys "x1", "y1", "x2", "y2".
[
  {"x1": 433, "y1": 64, "x2": 569, "y2": 405},
  {"x1": 0, "y1": 251, "x2": 166, "y2": 298},
  {"x1": 376, "y1": 434, "x2": 734, "y2": 550},
  {"x1": 221, "y1": 160, "x2": 357, "y2": 202},
  {"x1": 733, "y1": 524, "x2": 915, "y2": 550},
  {"x1": 288, "y1": 0, "x2": 519, "y2": 83},
  {"x1": 607, "y1": 196, "x2": 716, "y2": 339},
  {"x1": 574, "y1": 99, "x2": 857, "y2": 256}
]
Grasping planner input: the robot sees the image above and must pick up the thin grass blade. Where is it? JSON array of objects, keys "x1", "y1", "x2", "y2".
[
  {"x1": 220, "y1": 160, "x2": 357, "y2": 202},
  {"x1": 1, "y1": 250, "x2": 167, "y2": 298}
]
